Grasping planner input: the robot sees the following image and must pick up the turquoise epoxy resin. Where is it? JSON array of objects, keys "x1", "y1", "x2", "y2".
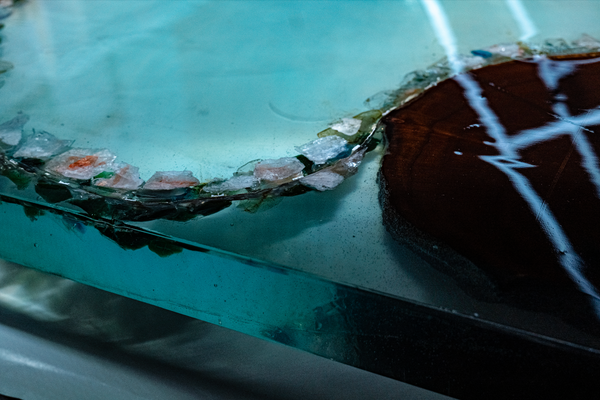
[{"x1": 2, "y1": 1, "x2": 600, "y2": 397}]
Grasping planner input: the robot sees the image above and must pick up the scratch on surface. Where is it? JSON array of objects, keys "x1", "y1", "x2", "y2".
[
  {"x1": 537, "y1": 142, "x2": 574, "y2": 221},
  {"x1": 268, "y1": 102, "x2": 330, "y2": 122},
  {"x1": 549, "y1": 142, "x2": 574, "y2": 200}
]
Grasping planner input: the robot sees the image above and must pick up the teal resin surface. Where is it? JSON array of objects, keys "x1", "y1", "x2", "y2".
[{"x1": 2, "y1": 1, "x2": 600, "y2": 397}]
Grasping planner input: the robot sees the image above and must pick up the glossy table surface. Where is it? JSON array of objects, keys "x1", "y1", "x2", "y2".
[{"x1": 1, "y1": 1, "x2": 600, "y2": 398}]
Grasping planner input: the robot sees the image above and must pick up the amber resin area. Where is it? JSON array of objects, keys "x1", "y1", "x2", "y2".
[{"x1": 381, "y1": 54, "x2": 600, "y2": 299}]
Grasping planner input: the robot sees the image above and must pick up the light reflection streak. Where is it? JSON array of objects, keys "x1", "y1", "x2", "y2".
[
  {"x1": 420, "y1": 0, "x2": 461, "y2": 74},
  {"x1": 421, "y1": 0, "x2": 600, "y2": 315},
  {"x1": 505, "y1": 0, "x2": 538, "y2": 41},
  {"x1": 510, "y1": 110, "x2": 600, "y2": 148},
  {"x1": 0, "y1": 348, "x2": 76, "y2": 377}
]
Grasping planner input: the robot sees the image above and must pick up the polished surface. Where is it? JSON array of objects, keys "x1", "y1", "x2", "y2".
[
  {"x1": 0, "y1": 259, "x2": 450, "y2": 400},
  {"x1": 381, "y1": 55, "x2": 600, "y2": 338},
  {"x1": 1, "y1": 1, "x2": 600, "y2": 398}
]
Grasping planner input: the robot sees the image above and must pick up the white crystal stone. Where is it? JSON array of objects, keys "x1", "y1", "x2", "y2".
[
  {"x1": 93, "y1": 162, "x2": 144, "y2": 190},
  {"x1": 330, "y1": 118, "x2": 362, "y2": 136},
  {"x1": 300, "y1": 170, "x2": 344, "y2": 191},
  {"x1": 364, "y1": 89, "x2": 395, "y2": 110},
  {"x1": 143, "y1": 170, "x2": 200, "y2": 190},
  {"x1": 203, "y1": 175, "x2": 258, "y2": 194},
  {"x1": 574, "y1": 34, "x2": 600, "y2": 49},
  {"x1": 484, "y1": 43, "x2": 522, "y2": 58},
  {"x1": 295, "y1": 135, "x2": 348, "y2": 165},
  {"x1": 0, "y1": 129, "x2": 20, "y2": 146},
  {"x1": 254, "y1": 157, "x2": 305, "y2": 182},
  {"x1": 0, "y1": 114, "x2": 28, "y2": 146},
  {"x1": 456, "y1": 54, "x2": 485, "y2": 70},
  {"x1": 13, "y1": 130, "x2": 72, "y2": 160},
  {"x1": 332, "y1": 147, "x2": 367, "y2": 177},
  {"x1": 45, "y1": 148, "x2": 117, "y2": 180}
]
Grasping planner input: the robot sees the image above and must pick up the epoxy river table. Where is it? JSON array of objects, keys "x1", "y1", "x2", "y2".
[{"x1": 1, "y1": 1, "x2": 600, "y2": 398}]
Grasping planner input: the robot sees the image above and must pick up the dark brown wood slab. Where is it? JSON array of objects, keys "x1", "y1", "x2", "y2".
[{"x1": 381, "y1": 55, "x2": 600, "y2": 297}]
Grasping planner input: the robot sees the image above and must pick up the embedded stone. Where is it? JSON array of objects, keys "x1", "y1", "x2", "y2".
[
  {"x1": 253, "y1": 157, "x2": 304, "y2": 183},
  {"x1": 143, "y1": 170, "x2": 200, "y2": 190}
]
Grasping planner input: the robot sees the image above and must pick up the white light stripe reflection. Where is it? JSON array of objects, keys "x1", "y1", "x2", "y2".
[
  {"x1": 457, "y1": 72, "x2": 600, "y2": 311},
  {"x1": 0, "y1": 348, "x2": 75, "y2": 377},
  {"x1": 537, "y1": 56, "x2": 576, "y2": 91},
  {"x1": 505, "y1": 0, "x2": 538, "y2": 41},
  {"x1": 472, "y1": 57, "x2": 600, "y2": 200},
  {"x1": 510, "y1": 108, "x2": 600, "y2": 148},
  {"x1": 570, "y1": 120, "x2": 600, "y2": 198},
  {"x1": 421, "y1": 0, "x2": 600, "y2": 315},
  {"x1": 523, "y1": 56, "x2": 600, "y2": 198},
  {"x1": 551, "y1": 103, "x2": 600, "y2": 198},
  {"x1": 454, "y1": 74, "x2": 516, "y2": 158},
  {"x1": 419, "y1": 0, "x2": 461, "y2": 74}
]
